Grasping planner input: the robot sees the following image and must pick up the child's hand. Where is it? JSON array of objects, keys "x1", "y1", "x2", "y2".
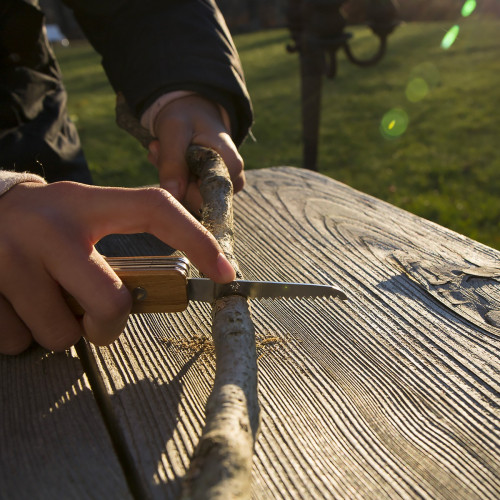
[
  {"x1": 147, "y1": 94, "x2": 245, "y2": 213},
  {"x1": 0, "y1": 181, "x2": 235, "y2": 355}
]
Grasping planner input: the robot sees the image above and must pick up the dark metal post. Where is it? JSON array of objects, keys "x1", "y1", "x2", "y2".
[
  {"x1": 286, "y1": 0, "x2": 399, "y2": 171},
  {"x1": 299, "y1": 34, "x2": 323, "y2": 171}
]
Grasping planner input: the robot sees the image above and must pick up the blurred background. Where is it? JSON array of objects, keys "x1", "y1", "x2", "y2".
[
  {"x1": 39, "y1": 0, "x2": 499, "y2": 249},
  {"x1": 40, "y1": 0, "x2": 500, "y2": 34}
]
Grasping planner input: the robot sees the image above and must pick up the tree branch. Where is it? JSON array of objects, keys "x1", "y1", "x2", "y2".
[
  {"x1": 115, "y1": 93, "x2": 154, "y2": 149},
  {"x1": 114, "y1": 97, "x2": 260, "y2": 497},
  {"x1": 181, "y1": 145, "x2": 260, "y2": 500}
]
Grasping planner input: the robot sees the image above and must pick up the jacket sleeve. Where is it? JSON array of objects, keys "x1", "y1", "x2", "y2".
[{"x1": 62, "y1": 0, "x2": 253, "y2": 146}]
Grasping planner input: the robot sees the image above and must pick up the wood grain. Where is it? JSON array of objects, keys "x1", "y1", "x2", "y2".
[
  {"x1": 3, "y1": 167, "x2": 497, "y2": 499},
  {"x1": 0, "y1": 346, "x2": 132, "y2": 499},
  {"x1": 88, "y1": 167, "x2": 499, "y2": 499}
]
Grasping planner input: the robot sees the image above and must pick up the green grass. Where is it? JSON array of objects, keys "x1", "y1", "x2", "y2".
[
  {"x1": 54, "y1": 43, "x2": 159, "y2": 187},
  {"x1": 55, "y1": 18, "x2": 500, "y2": 249}
]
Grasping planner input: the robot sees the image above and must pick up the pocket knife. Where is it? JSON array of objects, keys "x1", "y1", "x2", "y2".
[{"x1": 67, "y1": 256, "x2": 347, "y2": 314}]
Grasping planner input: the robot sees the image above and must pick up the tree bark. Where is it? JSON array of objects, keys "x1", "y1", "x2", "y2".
[
  {"x1": 182, "y1": 145, "x2": 260, "y2": 500},
  {"x1": 115, "y1": 93, "x2": 154, "y2": 148}
]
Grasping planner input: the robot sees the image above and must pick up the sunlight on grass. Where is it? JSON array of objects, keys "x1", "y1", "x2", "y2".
[{"x1": 55, "y1": 19, "x2": 500, "y2": 249}]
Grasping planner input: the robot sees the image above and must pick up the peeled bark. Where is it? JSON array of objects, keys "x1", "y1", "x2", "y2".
[
  {"x1": 115, "y1": 93, "x2": 154, "y2": 148},
  {"x1": 182, "y1": 146, "x2": 260, "y2": 500}
]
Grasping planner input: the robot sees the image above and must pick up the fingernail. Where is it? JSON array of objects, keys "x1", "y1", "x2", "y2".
[
  {"x1": 164, "y1": 181, "x2": 180, "y2": 200},
  {"x1": 216, "y1": 253, "x2": 236, "y2": 283}
]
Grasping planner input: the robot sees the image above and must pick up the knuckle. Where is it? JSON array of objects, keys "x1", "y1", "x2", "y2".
[
  {"x1": 31, "y1": 182, "x2": 86, "y2": 233},
  {"x1": 93, "y1": 286, "x2": 132, "y2": 324},
  {"x1": 140, "y1": 187, "x2": 183, "y2": 230},
  {"x1": 39, "y1": 328, "x2": 81, "y2": 352},
  {"x1": 225, "y1": 147, "x2": 244, "y2": 172},
  {"x1": 143, "y1": 186, "x2": 174, "y2": 208}
]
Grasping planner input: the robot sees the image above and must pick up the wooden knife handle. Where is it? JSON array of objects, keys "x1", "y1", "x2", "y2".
[{"x1": 65, "y1": 256, "x2": 190, "y2": 315}]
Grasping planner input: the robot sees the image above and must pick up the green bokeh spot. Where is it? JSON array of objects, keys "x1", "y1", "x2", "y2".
[
  {"x1": 441, "y1": 25, "x2": 460, "y2": 50},
  {"x1": 380, "y1": 108, "x2": 409, "y2": 139},
  {"x1": 410, "y1": 62, "x2": 441, "y2": 89},
  {"x1": 462, "y1": 0, "x2": 477, "y2": 17},
  {"x1": 406, "y1": 77, "x2": 429, "y2": 102}
]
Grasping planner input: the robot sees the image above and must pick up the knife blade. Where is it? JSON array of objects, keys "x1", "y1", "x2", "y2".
[{"x1": 66, "y1": 256, "x2": 347, "y2": 314}]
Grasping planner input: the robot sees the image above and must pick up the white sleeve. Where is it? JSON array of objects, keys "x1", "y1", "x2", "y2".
[
  {"x1": 0, "y1": 171, "x2": 47, "y2": 197},
  {"x1": 140, "y1": 91, "x2": 232, "y2": 137}
]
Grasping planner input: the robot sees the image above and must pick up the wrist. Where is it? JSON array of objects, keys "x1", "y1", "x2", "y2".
[
  {"x1": 140, "y1": 91, "x2": 194, "y2": 136},
  {"x1": 140, "y1": 92, "x2": 231, "y2": 138}
]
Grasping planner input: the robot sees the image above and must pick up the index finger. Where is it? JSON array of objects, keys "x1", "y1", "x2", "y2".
[{"x1": 60, "y1": 183, "x2": 236, "y2": 283}]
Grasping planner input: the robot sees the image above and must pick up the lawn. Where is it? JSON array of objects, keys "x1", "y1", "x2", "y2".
[{"x1": 55, "y1": 17, "x2": 500, "y2": 249}]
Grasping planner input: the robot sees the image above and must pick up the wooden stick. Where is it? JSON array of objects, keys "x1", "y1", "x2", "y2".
[
  {"x1": 115, "y1": 93, "x2": 154, "y2": 148},
  {"x1": 181, "y1": 145, "x2": 260, "y2": 500},
  {"x1": 114, "y1": 99, "x2": 260, "y2": 497}
]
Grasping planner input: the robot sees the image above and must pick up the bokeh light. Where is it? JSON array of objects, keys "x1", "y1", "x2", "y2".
[
  {"x1": 380, "y1": 108, "x2": 409, "y2": 139},
  {"x1": 441, "y1": 25, "x2": 460, "y2": 50},
  {"x1": 410, "y1": 62, "x2": 441, "y2": 89},
  {"x1": 461, "y1": 0, "x2": 477, "y2": 17},
  {"x1": 405, "y1": 77, "x2": 429, "y2": 103}
]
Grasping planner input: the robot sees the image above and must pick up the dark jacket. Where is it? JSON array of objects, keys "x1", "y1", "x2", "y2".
[{"x1": 0, "y1": 0, "x2": 253, "y2": 183}]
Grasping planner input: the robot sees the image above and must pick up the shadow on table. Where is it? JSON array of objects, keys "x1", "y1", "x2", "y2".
[{"x1": 1, "y1": 343, "x2": 198, "y2": 500}]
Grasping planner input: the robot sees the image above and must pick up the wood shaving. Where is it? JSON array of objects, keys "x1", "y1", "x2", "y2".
[{"x1": 160, "y1": 332, "x2": 288, "y2": 360}]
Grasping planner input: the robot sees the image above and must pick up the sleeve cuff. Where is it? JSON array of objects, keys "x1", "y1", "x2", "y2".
[
  {"x1": 0, "y1": 171, "x2": 47, "y2": 198},
  {"x1": 140, "y1": 91, "x2": 232, "y2": 138}
]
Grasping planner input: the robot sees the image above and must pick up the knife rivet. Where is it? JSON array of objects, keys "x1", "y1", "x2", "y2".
[{"x1": 132, "y1": 287, "x2": 148, "y2": 302}]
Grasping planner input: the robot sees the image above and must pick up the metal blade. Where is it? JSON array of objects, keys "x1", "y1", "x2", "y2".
[{"x1": 187, "y1": 278, "x2": 347, "y2": 303}]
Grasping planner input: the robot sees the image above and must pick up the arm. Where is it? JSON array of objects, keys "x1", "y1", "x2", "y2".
[
  {"x1": 64, "y1": 0, "x2": 252, "y2": 143},
  {"x1": 63, "y1": 0, "x2": 253, "y2": 209}
]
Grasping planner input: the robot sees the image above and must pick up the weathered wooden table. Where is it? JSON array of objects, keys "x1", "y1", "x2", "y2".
[{"x1": 2, "y1": 168, "x2": 499, "y2": 499}]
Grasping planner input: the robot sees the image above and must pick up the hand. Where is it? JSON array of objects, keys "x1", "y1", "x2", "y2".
[
  {"x1": 147, "y1": 94, "x2": 245, "y2": 213},
  {"x1": 0, "y1": 181, "x2": 235, "y2": 355}
]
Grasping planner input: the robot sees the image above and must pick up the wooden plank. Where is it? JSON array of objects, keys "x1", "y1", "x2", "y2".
[
  {"x1": 90, "y1": 167, "x2": 499, "y2": 499},
  {"x1": 0, "y1": 345, "x2": 132, "y2": 499}
]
